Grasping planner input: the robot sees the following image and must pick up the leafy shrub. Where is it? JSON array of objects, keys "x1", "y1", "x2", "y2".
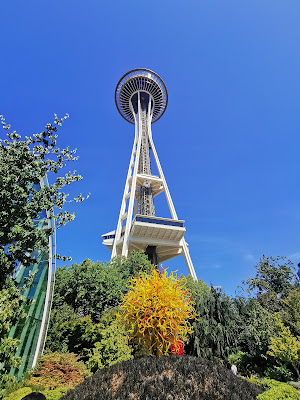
[
  {"x1": 3, "y1": 386, "x2": 32, "y2": 400},
  {"x1": 28, "y1": 352, "x2": 91, "y2": 389},
  {"x1": 61, "y1": 355, "x2": 263, "y2": 400},
  {"x1": 257, "y1": 383, "x2": 300, "y2": 399},
  {"x1": 4, "y1": 387, "x2": 70, "y2": 400},
  {"x1": 42, "y1": 388, "x2": 70, "y2": 400},
  {"x1": 265, "y1": 365, "x2": 293, "y2": 382},
  {"x1": 248, "y1": 377, "x2": 300, "y2": 400},
  {"x1": 228, "y1": 351, "x2": 246, "y2": 366},
  {"x1": 88, "y1": 308, "x2": 133, "y2": 372}
]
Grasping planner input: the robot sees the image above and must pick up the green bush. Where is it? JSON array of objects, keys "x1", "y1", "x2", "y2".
[
  {"x1": 265, "y1": 365, "x2": 293, "y2": 382},
  {"x1": 248, "y1": 377, "x2": 300, "y2": 400},
  {"x1": 3, "y1": 386, "x2": 32, "y2": 400},
  {"x1": 257, "y1": 383, "x2": 300, "y2": 399},
  {"x1": 4, "y1": 387, "x2": 70, "y2": 400},
  {"x1": 43, "y1": 388, "x2": 70, "y2": 400}
]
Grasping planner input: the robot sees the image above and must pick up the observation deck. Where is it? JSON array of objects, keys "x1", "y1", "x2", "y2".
[
  {"x1": 102, "y1": 215, "x2": 186, "y2": 263},
  {"x1": 115, "y1": 69, "x2": 168, "y2": 124}
]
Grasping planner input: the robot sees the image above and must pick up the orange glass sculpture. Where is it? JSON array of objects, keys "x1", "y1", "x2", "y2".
[{"x1": 118, "y1": 267, "x2": 197, "y2": 356}]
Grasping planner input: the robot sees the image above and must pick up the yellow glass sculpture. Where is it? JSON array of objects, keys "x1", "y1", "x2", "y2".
[{"x1": 118, "y1": 267, "x2": 197, "y2": 356}]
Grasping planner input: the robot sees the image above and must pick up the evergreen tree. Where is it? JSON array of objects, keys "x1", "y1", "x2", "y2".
[{"x1": 185, "y1": 277, "x2": 239, "y2": 361}]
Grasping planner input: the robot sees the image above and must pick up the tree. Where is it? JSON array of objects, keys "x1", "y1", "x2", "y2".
[
  {"x1": 0, "y1": 277, "x2": 30, "y2": 396},
  {"x1": 281, "y1": 287, "x2": 300, "y2": 337},
  {"x1": 0, "y1": 114, "x2": 88, "y2": 289},
  {"x1": 243, "y1": 255, "x2": 296, "y2": 301},
  {"x1": 51, "y1": 252, "x2": 151, "y2": 324},
  {"x1": 0, "y1": 114, "x2": 88, "y2": 391},
  {"x1": 185, "y1": 277, "x2": 239, "y2": 362},
  {"x1": 45, "y1": 306, "x2": 96, "y2": 356},
  {"x1": 268, "y1": 313, "x2": 300, "y2": 379},
  {"x1": 46, "y1": 305, "x2": 133, "y2": 372},
  {"x1": 233, "y1": 296, "x2": 277, "y2": 375},
  {"x1": 88, "y1": 308, "x2": 133, "y2": 372}
]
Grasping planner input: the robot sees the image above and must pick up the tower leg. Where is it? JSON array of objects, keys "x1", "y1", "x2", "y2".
[
  {"x1": 147, "y1": 124, "x2": 198, "y2": 281},
  {"x1": 121, "y1": 92, "x2": 143, "y2": 257},
  {"x1": 111, "y1": 124, "x2": 138, "y2": 258},
  {"x1": 181, "y1": 239, "x2": 197, "y2": 280}
]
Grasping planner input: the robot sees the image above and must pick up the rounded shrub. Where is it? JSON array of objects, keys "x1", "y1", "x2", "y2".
[
  {"x1": 257, "y1": 379, "x2": 300, "y2": 400},
  {"x1": 61, "y1": 355, "x2": 263, "y2": 400},
  {"x1": 42, "y1": 388, "x2": 70, "y2": 400},
  {"x1": 3, "y1": 387, "x2": 32, "y2": 400},
  {"x1": 248, "y1": 377, "x2": 300, "y2": 400}
]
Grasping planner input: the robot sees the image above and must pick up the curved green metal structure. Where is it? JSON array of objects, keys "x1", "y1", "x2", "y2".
[{"x1": 9, "y1": 177, "x2": 56, "y2": 379}]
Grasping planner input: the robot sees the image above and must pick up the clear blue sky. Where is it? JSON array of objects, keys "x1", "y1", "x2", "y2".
[{"x1": 1, "y1": 0, "x2": 300, "y2": 296}]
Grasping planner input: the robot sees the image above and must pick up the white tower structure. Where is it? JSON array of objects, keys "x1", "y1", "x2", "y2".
[{"x1": 102, "y1": 69, "x2": 197, "y2": 280}]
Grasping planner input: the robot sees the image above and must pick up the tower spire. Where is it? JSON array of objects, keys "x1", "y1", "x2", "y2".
[{"x1": 102, "y1": 69, "x2": 197, "y2": 280}]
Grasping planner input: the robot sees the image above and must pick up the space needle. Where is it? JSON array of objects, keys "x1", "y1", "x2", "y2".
[{"x1": 102, "y1": 69, "x2": 197, "y2": 279}]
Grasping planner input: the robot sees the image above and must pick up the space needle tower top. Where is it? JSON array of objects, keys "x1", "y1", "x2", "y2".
[
  {"x1": 102, "y1": 68, "x2": 197, "y2": 280},
  {"x1": 115, "y1": 69, "x2": 168, "y2": 124}
]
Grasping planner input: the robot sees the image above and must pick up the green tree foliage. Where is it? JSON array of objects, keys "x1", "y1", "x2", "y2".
[
  {"x1": 228, "y1": 351, "x2": 246, "y2": 367},
  {"x1": 233, "y1": 296, "x2": 276, "y2": 375},
  {"x1": 51, "y1": 252, "x2": 150, "y2": 324},
  {"x1": 234, "y1": 255, "x2": 299, "y2": 376},
  {"x1": 243, "y1": 255, "x2": 296, "y2": 302},
  {"x1": 282, "y1": 287, "x2": 300, "y2": 336},
  {"x1": 268, "y1": 314, "x2": 300, "y2": 378},
  {"x1": 0, "y1": 114, "x2": 88, "y2": 289},
  {"x1": 184, "y1": 277, "x2": 239, "y2": 361},
  {"x1": 88, "y1": 308, "x2": 133, "y2": 372},
  {"x1": 0, "y1": 278, "x2": 28, "y2": 396},
  {"x1": 45, "y1": 306, "x2": 97, "y2": 356},
  {"x1": 45, "y1": 306, "x2": 133, "y2": 369}
]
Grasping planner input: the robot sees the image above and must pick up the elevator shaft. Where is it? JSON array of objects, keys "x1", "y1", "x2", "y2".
[
  {"x1": 132, "y1": 92, "x2": 158, "y2": 264},
  {"x1": 138, "y1": 108, "x2": 155, "y2": 216}
]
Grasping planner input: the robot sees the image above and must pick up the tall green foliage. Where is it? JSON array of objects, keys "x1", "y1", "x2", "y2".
[
  {"x1": 243, "y1": 255, "x2": 296, "y2": 301},
  {"x1": 45, "y1": 306, "x2": 97, "y2": 356},
  {"x1": 0, "y1": 114, "x2": 87, "y2": 394},
  {"x1": 184, "y1": 277, "x2": 238, "y2": 361},
  {"x1": 51, "y1": 252, "x2": 150, "y2": 324},
  {"x1": 45, "y1": 307, "x2": 132, "y2": 372},
  {"x1": 233, "y1": 296, "x2": 276, "y2": 375},
  {"x1": 0, "y1": 115, "x2": 88, "y2": 289},
  {"x1": 0, "y1": 279, "x2": 25, "y2": 395},
  {"x1": 88, "y1": 309, "x2": 133, "y2": 372},
  {"x1": 235, "y1": 255, "x2": 298, "y2": 376},
  {"x1": 281, "y1": 287, "x2": 300, "y2": 336},
  {"x1": 268, "y1": 314, "x2": 300, "y2": 378},
  {"x1": 46, "y1": 252, "x2": 150, "y2": 361}
]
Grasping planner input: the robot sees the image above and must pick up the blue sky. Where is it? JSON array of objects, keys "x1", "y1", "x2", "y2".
[{"x1": 1, "y1": 0, "x2": 299, "y2": 296}]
